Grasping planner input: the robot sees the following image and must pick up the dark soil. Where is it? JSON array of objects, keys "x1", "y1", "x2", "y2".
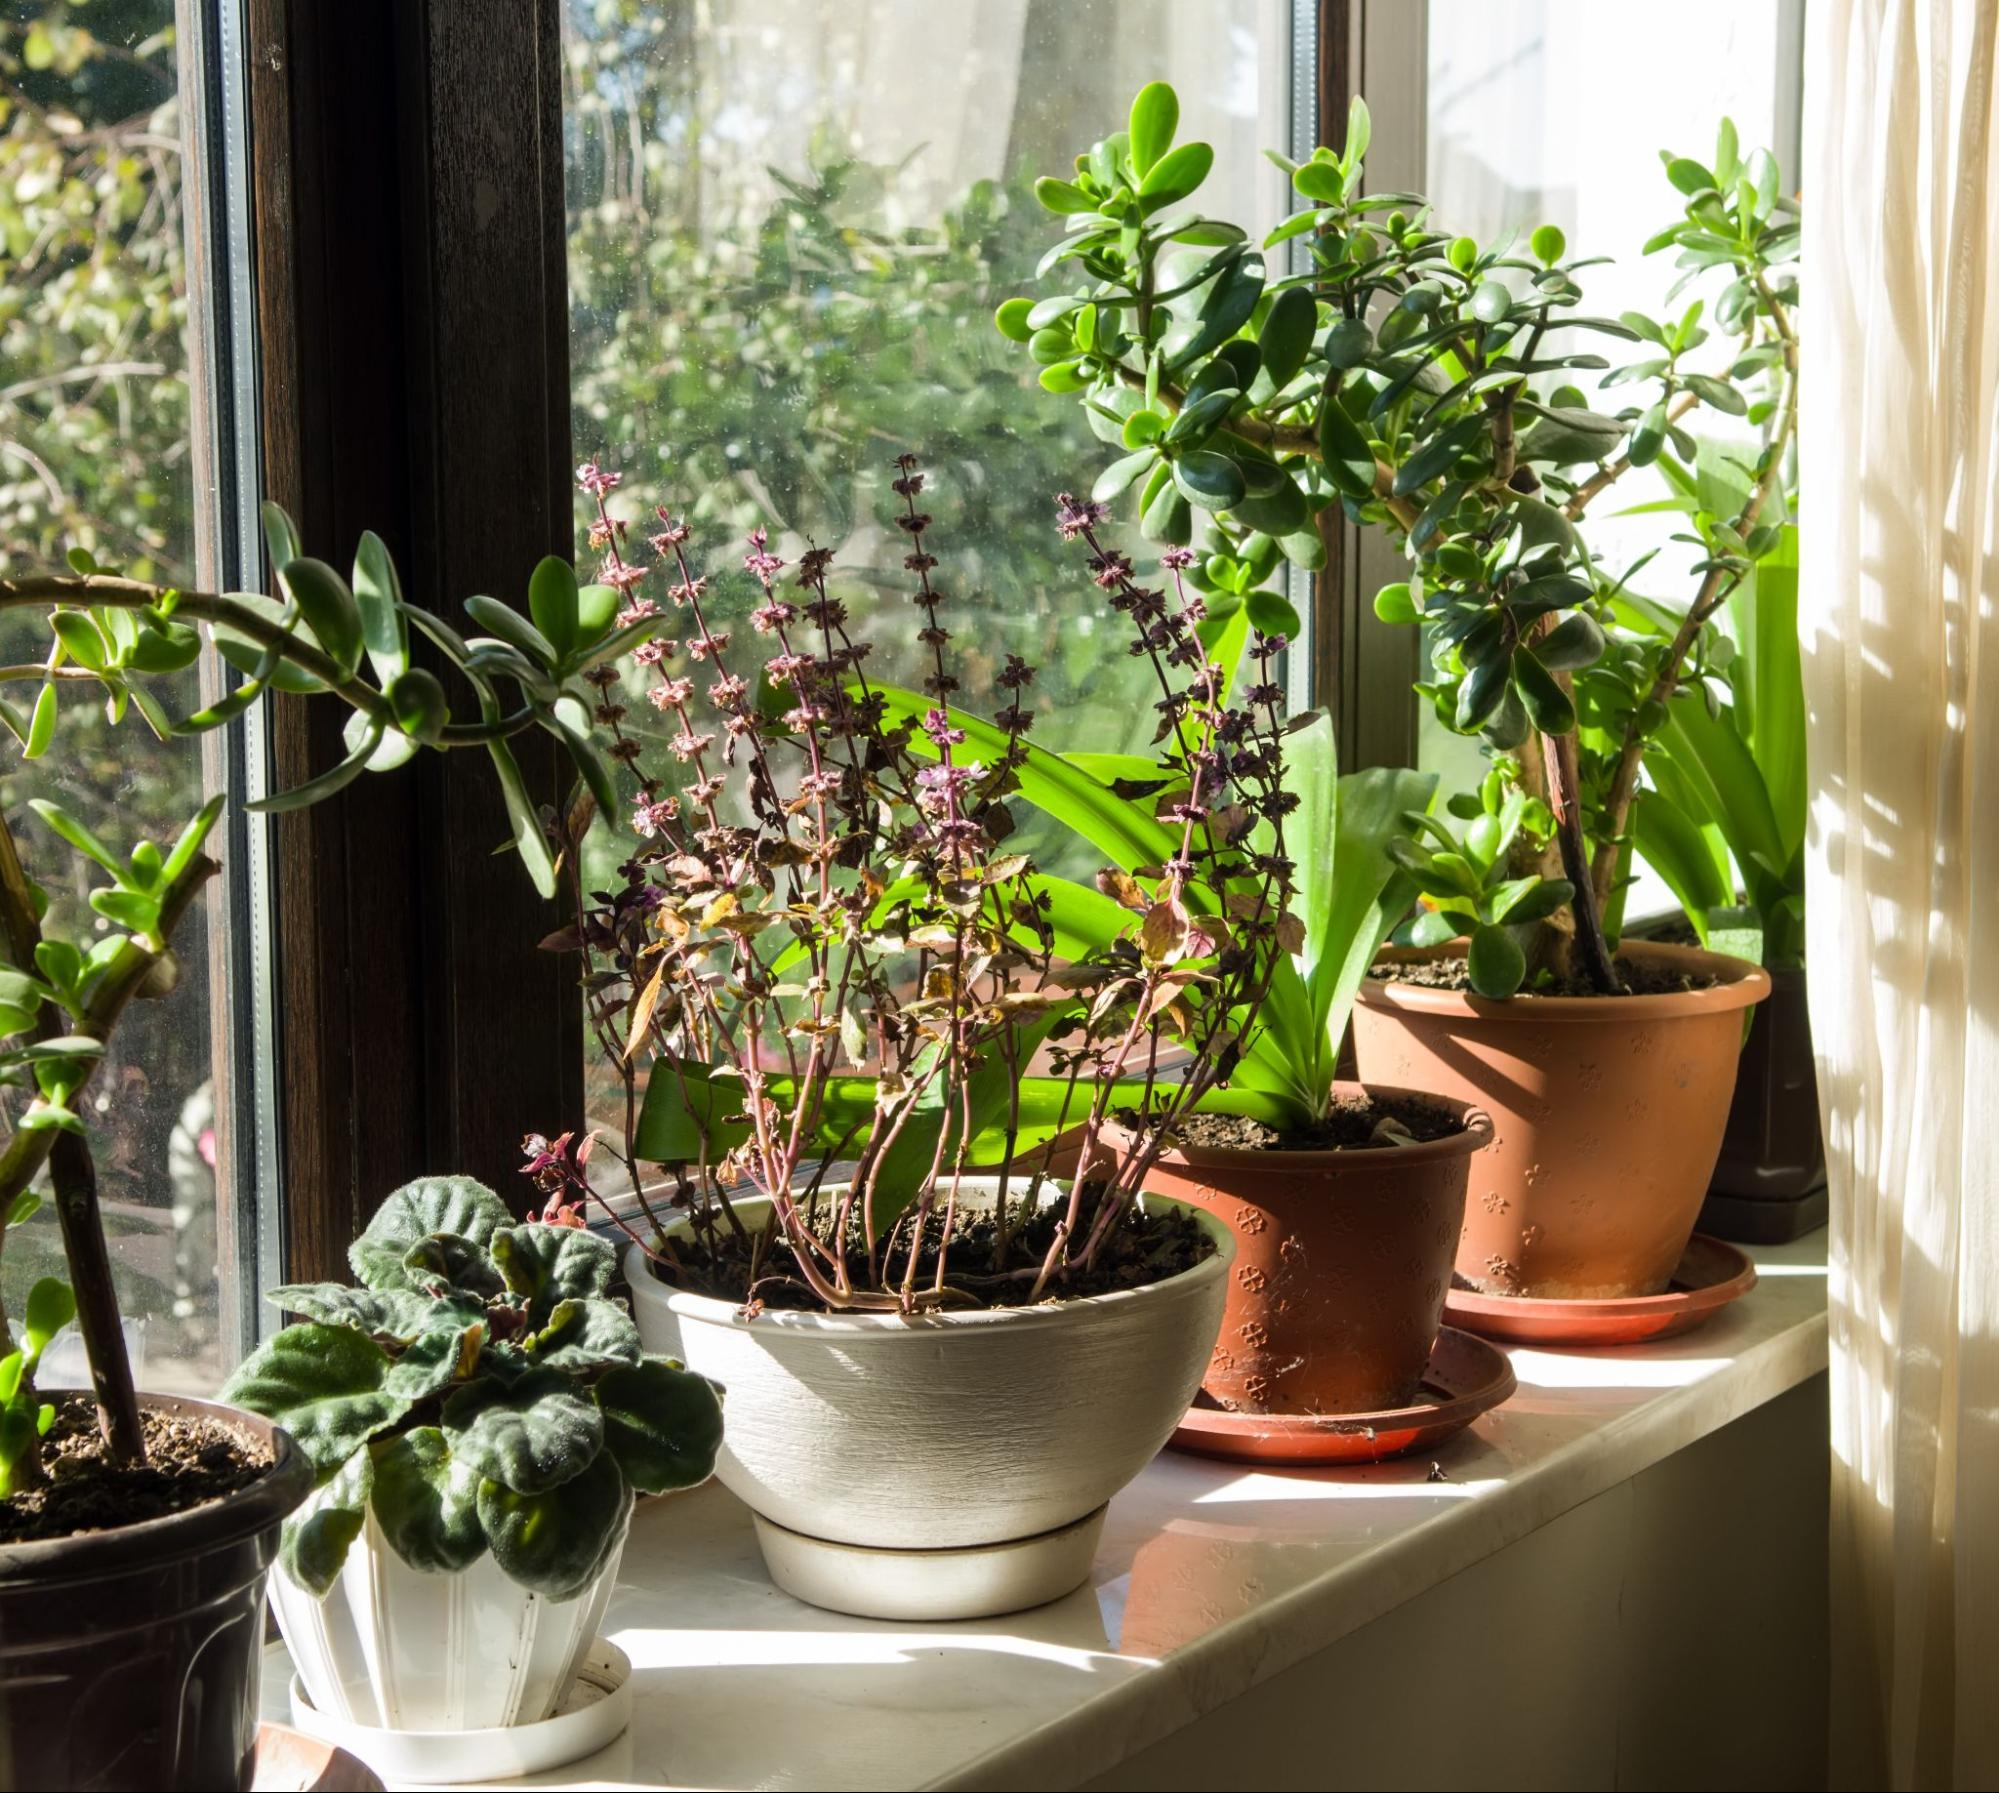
[
  {"x1": 650, "y1": 1188, "x2": 1214, "y2": 1311},
  {"x1": 1371, "y1": 953, "x2": 1722, "y2": 998},
  {"x1": 1152, "y1": 1091, "x2": 1464, "y2": 1154},
  {"x1": 0, "y1": 1401, "x2": 273, "y2": 1547}
]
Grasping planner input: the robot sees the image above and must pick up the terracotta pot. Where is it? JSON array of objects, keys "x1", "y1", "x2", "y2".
[
  {"x1": 0, "y1": 1391, "x2": 313, "y2": 1792},
  {"x1": 1101, "y1": 1088, "x2": 1492, "y2": 1414},
  {"x1": 1352, "y1": 939, "x2": 1770, "y2": 1299}
]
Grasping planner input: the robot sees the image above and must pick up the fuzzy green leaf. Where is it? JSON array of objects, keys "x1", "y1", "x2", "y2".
[
  {"x1": 478, "y1": 1449, "x2": 630, "y2": 1602},
  {"x1": 443, "y1": 1369, "x2": 603, "y2": 1494},
  {"x1": 527, "y1": 1297, "x2": 643, "y2": 1374},
  {"x1": 223, "y1": 1323, "x2": 407, "y2": 1480},
  {"x1": 594, "y1": 1358, "x2": 724, "y2": 1495},
  {"x1": 281, "y1": 1450, "x2": 372, "y2": 1597},
  {"x1": 349, "y1": 1176, "x2": 512, "y2": 1292},
  {"x1": 371, "y1": 1426, "x2": 487, "y2": 1575},
  {"x1": 490, "y1": 1224, "x2": 616, "y2": 1306}
]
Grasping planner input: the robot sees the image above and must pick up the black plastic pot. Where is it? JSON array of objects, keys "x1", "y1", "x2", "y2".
[
  {"x1": 1700, "y1": 965, "x2": 1828, "y2": 1243},
  {"x1": 0, "y1": 1392, "x2": 312, "y2": 1792}
]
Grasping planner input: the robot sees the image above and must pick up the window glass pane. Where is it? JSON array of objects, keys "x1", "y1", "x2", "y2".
[
  {"x1": 563, "y1": 0, "x2": 1291, "y2": 1128},
  {"x1": 1418, "y1": 1, "x2": 1791, "y2": 824},
  {"x1": 0, "y1": 3, "x2": 236, "y2": 1391}
]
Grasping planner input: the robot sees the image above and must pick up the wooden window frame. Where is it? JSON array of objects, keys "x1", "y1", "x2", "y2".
[
  {"x1": 240, "y1": 0, "x2": 1513, "y2": 1278},
  {"x1": 245, "y1": 0, "x2": 580, "y2": 1281}
]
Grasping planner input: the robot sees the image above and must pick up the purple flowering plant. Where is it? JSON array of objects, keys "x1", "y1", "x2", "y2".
[{"x1": 537, "y1": 458, "x2": 1309, "y2": 1312}]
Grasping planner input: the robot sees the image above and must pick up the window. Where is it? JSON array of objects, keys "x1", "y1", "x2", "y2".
[
  {"x1": 1413, "y1": 0, "x2": 1804, "y2": 800},
  {"x1": 561, "y1": 0, "x2": 1304, "y2": 1127},
  {"x1": 0, "y1": 0, "x2": 265, "y2": 1385}
]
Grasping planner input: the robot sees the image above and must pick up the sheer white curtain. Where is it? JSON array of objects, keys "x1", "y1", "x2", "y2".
[{"x1": 1804, "y1": 0, "x2": 1999, "y2": 1785}]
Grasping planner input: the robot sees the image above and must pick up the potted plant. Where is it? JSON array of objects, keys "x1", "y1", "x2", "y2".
[
  {"x1": 220, "y1": 1173, "x2": 720, "y2": 1743},
  {"x1": 527, "y1": 457, "x2": 1333, "y2": 1619},
  {"x1": 1003, "y1": 87, "x2": 1790, "y2": 1302},
  {"x1": 0, "y1": 513, "x2": 653, "y2": 1788},
  {"x1": 1623, "y1": 516, "x2": 1821, "y2": 1240},
  {"x1": 867, "y1": 507, "x2": 1494, "y2": 1420}
]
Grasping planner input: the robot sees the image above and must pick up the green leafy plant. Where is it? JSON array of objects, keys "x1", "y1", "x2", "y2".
[
  {"x1": 1004, "y1": 87, "x2": 1800, "y2": 996},
  {"x1": 222, "y1": 1176, "x2": 721, "y2": 1599},
  {"x1": 1387, "y1": 763, "x2": 1575, "y2": 997},
  {"x1": 1626, "y1": 513, "x2": 1804, "y2": 970},
  {"x1": 0, "y1": 508, "x2": 635, "y2": 1494},
  {"x1": 885, "y1": 690, "x2": 1440, "y2": 1123}
]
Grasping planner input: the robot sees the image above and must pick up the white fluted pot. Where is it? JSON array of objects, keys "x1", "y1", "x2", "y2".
[
  {"x1": 270, "y1": 1510, "x2": 626, "y2": 1732},
  {"x1": 624, "y1": 1183, "x2": 1229, "y2": 1620}
]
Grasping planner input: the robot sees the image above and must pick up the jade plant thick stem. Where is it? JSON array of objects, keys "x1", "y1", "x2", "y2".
[
  {"x1": 0, "y1": 507, "x2": 631, "y2": 1490},
  {"x1": 1003, "y1": 84, "x2": 1799, "y2": 994}
]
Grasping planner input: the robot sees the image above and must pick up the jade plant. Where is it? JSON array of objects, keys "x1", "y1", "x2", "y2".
[
  {"x1": 220, "y1": 1176, "x2": 721, "y2": 1599},
  {"x1": 0, "y1": 509, "x2": 644, "y2": 1494},
  {"x1": 538, "y1": 459, "x2": 1306, "y2": 1310},
  {"x1": 1002, "y1": 84, "x2": 1799, "y2": 995}
]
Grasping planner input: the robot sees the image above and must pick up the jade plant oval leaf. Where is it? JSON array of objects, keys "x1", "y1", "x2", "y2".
[
  {"x1": 594, "y1": 1358, "x2": 725, "y2": 1496},
  {"x1": 223, "y1": 1322, "x2": 408, "y2": 1480},
  {"x1": 1467, "y1": 921, "x2": 1528, "y2": 998},
  {"x1": 525, "y1": 1297, "x2": 642, "y2": 1374},
  {"x1": 281, "y1": 1449, "x2": 372, "y2": 1597},
  {"x1": 442, "y1": 1369, "x2": 603, "y2": 1493},
  {"x1": 479, "y1": 1449, "x2": 631, "y2": 1602},
  {"x1": 371, "y1": 1426, "x2": 486, "y2": 1575},
  {"x1": 490, "y1": 1224, "x2": 615, "y2": 1306},
  {"x1": 350, "y1": 1176, "x2": 512, "y2": 1292}
]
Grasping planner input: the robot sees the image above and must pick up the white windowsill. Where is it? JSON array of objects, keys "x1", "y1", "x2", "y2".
[{"x1": 264, "y1": 1232, "x2": 1830, "y2": 1791}]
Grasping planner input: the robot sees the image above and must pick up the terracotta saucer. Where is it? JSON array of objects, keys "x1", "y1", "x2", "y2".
[
  {"x1": 1442, "y1": 1233, "x2": 1757, "y2": 1346},
  {"x1": 1167, "y1": 1326, "x2": 1516, "y2": 1466}
]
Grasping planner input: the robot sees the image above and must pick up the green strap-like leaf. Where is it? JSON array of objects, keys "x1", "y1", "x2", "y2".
[
  {"x1": 246, "y1": 715, "x2": 387, "y2": 814},
  {"x1": 873, "y1": 685, "x2": 1181, "y2": 875},
  {"x1": 1632, "y1": 788, "x2": 1732, "y2": 944},
  {"x1": 352, "y1": 530, "x2": 411, "y2": 684}
]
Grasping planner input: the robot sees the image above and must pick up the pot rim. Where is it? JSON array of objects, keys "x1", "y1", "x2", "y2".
[
  {"x1": 1356, "y1": 937, "x2": 1772, "y2": 1022},
  {"x1": 625, "y1": 1180, "x2": 1233, "y2": 1337},
  {"x1": 1105, "y1": 1080, "x2": 1494, "y2": 1172},
  {"x1": 0, "y1": 1389, "x2": 313, "y2": 1585}
]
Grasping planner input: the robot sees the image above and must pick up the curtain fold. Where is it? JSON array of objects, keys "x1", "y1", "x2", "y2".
[{"x1": 1804, "y1": 1, "x2": 1999, "y2": 1785}]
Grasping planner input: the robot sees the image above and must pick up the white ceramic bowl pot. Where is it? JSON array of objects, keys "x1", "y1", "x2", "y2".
[
  {"x1": 269, "y1": 1507, "x2": 627, "y2": 1734},
  {"x1": 624, "y1": 1181, "x2": 1230, "y2": 1621}
]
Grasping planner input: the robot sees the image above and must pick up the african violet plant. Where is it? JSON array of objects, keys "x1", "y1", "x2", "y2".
[
  {"x1": 1002, "y1": 84, "x2": 1799, "y2": 996},
  {"x1": 0, "y1": 509, "x2": 646, "y2": 1495},
  {"x1": 220, "y1": 1176, "x2": 721, "y2": 1600},
  {"x1": 536, "y1": 459, "x2": 1307, "y2": 1310}
]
